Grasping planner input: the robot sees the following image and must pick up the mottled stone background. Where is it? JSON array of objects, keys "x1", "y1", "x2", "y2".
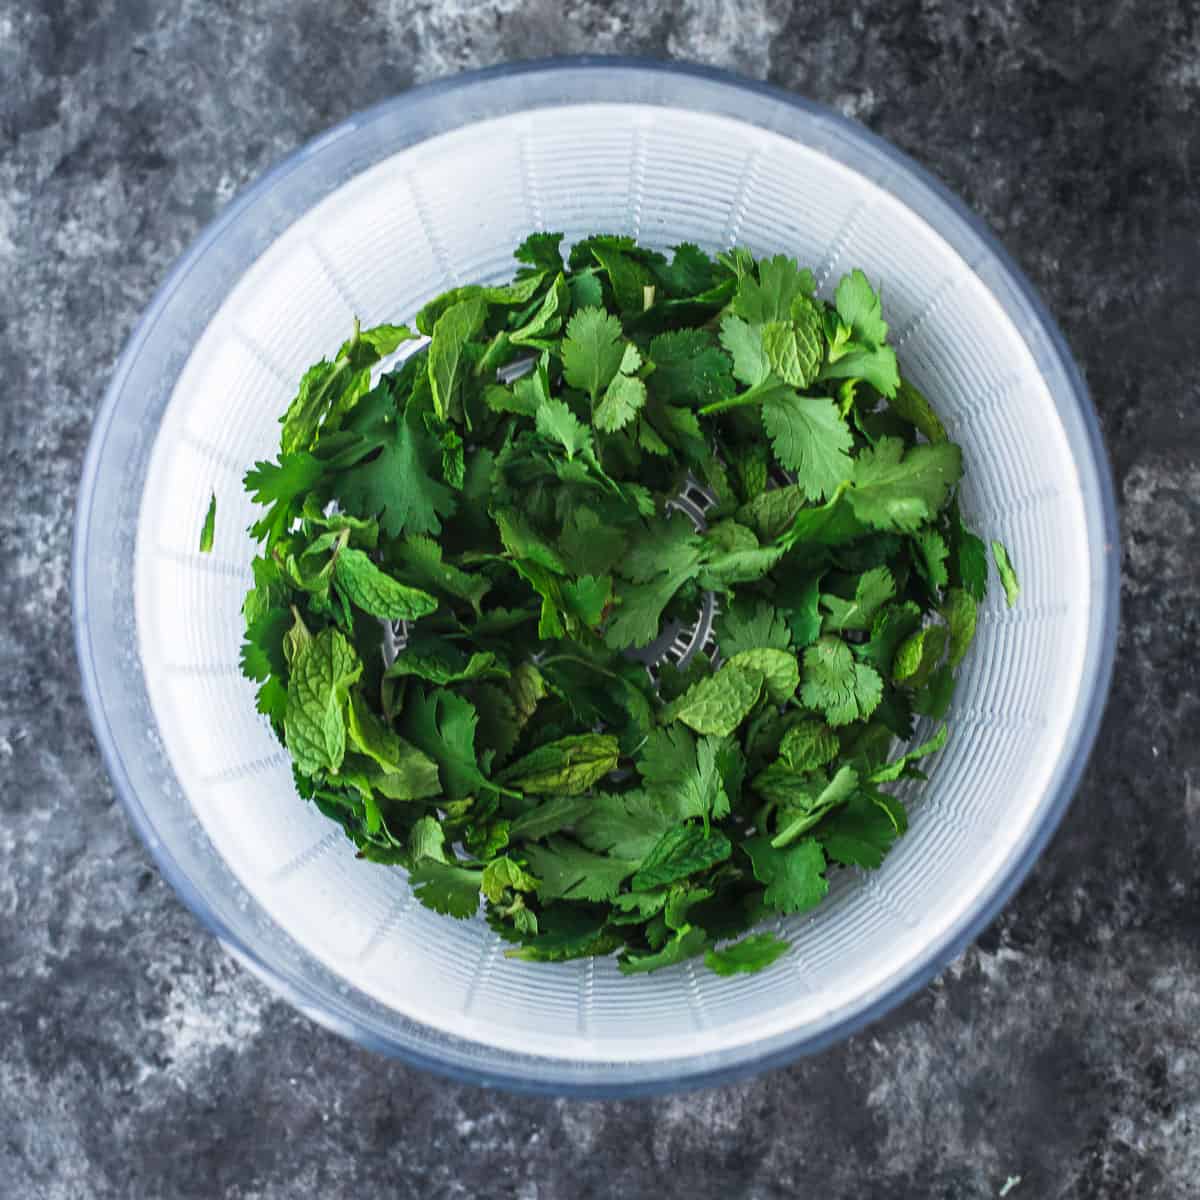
[{"x1": 2, "y1": 2, "x2": 1198, "y2": 1197}]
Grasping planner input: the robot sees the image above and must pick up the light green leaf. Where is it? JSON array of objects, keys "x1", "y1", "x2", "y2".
[
  {"x1": 661, "y1": 662, "x2": 765, "y2": 737},
  {"x1": 333, "y1": 547, "x2": 438, "y2": 620},
  {"x1": 992, "y1": 540, "x2": 1020, "y2": 607},
  {"x1": 284, "y1": 628, "x2": 362, "y2": 776}
]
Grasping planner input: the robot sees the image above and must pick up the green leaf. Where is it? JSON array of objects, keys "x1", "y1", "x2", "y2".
[
  {"x1": 705, "y1": 933, "x2": 790, "y2": 976},
  {"x1": 632, "y1": 826, "x2": 732, "y2": 890},
  {"x1": 778, "y1": 720, "x2": 840, "y2": 772},
  {"x1": 848, "y1": 438, "x2": 963, "y2": 532},
  {"x1": 724, "y1": 648, "x2": 800, "y2": 705},
  {"x1": 593, "y1": 371, "x2": 647, "y2": 433},
  {"x1": 514, "y1": 231, "x2": 564, "y2": 275},
  {"x1": 744, "y1": 836, "x2": 828, "y2": 914},
  {"x1": 575, "y1": 789, "x2": 679, "y2": 861},
  {"x1": 761, "y1": 309, "x2": 823, "y2": 389},
  {"x1": 992, "y1": 539, "x2": 1020, "y2": 607},
  {"x1": 912, "y1": 528, "x2": 950, "y2": 593},
  {"x1": 389, "y1": 535, "x2": 490, "y2": 616},
  {"x1": 893, "y1": 623, "x2": 947, "y2": 687},
  {"x1": 649, "y1": 329, "x2": 736, "y2": 406},
  {"x1": 889, "y1": 378, "x2": 947, "y2": 443},
  {"x1": 820, "y1": 566, "x2": 896, "y2": 633},
  {"x1": 761, "y1": 387, "x2": 853, "y2": 503},
  {"x1": 714, "y1": 599, "x2": 791, "y2": 657},
  {"x1": 409, "y1": 859, "x2": 482, "y2": 918},
  {"x1": 358, "y1": 322, "x2": 419, "y2": 357},
  {"x1": 915, "y1": 663, "x2": 957, "y2": 719},
  {"x1": 508, "y1": 795, "x2": 594, "y2": 842},
  {"x1": 385, "y1": 648, "x2": 508, "y2": 686},
  {"x1": 618, "y1": 924, "x2": 709, "y2": 975},
  {"x1": 497, "y1": 733, "x2": 620, "y2": 795},
  {"x1": 333, "y1": 547, "x2": 438, "y2": 620},
  {"x1": 481, "y1": 856, "x2": 539, "y2": 904},
  {"x1": 942, "y1": 587, "x2": 978, "y2": 668},
  {"x1": 948, "y1": 502, "x2": 989, "y2": 601},
  {"x1": 718, "y1": 315, "x2": 771, "y2": 387},
  {"x1": 661, "y1": 661, "x2": 765, "y2": 737},
  {"x1": 523, "y1": 838, "x2": 638, "y2": 902},
  {"x1": 870, "y1": 724, "x2": 948, "y2": 783},
  {"x1": 859, "y1": 601, "x2": 923, "y2": 675},
  {"x1": 535, "y1": 395, "x2": 595, "y2": 461},
  {"x1": 244, "y1": 452, "x2": 326, "y2": 544},
  {"x1": 335, "y1": 392, "x2": 457, "y2": 538},
  {"x1": 284, "y1": 629, "x2": 363, "y2": 777},
  {"x1": 771, "y1": 765, "x2": 859, "y2": 847},
  {"x1": 820, "y1": 343, "x2": 901, "y2": 398},
  {"x1": 428, "y1": 296, "x2": 487, "y2": 421},
  {"x1": 818, "y1": 792, "x2": 901, "y2": 868},
  {"x1": 561, "y1": 306, "x2": 626, "y2": 402},
  {"x1": 834, "y1": 269, "x2": 889, "y2": 347},
  {"x1": 786, "y1": 573, "x2": 824, "y2": 648},
  {"x1": 398, "y1": 688, "x2": 485, "y2": 802},
  {"x1": 800, "y1": 637, "x2": 884, "y2": 726},
  {"x1": 199, "y1": 492, "x2": 216, "y2": 553},
  {"x1": 635, "y1": 727, "x2": 730, "y2": 825},
  {"x1": 733, "y1": 254, "x2": 815, "y2": 324}
]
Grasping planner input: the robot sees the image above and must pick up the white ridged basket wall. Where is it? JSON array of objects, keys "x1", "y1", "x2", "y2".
[{"x1": 74, "y1": 61, "x2": 1118, "y2": 1094}]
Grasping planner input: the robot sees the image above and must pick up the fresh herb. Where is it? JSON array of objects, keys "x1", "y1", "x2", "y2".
[
  {"x1": 222, "y1": 234, "x2": 1016, "y2": 976},
  {"x1": 199, "y1": 492, "x2": 216, "y2": 553}
]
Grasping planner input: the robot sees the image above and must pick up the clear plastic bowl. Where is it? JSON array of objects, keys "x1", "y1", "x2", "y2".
[{"x1": 73, "y1": 59, "x2": 1118, "y2": 1095}]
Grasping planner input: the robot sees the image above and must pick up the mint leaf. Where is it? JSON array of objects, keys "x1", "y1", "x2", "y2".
[
  {"x1": 497, "y1": 733, "x2": 620, "y2": 795},
  {"x1": 631, "y1": 826, "x2": 732, "y2": 890},
  {"x1": 661, "y1": 661, "x2": 765, "y2": 737},
  {"x1": 333, "y1": 547, "x2": 438, "y2": 620},
  {"x1": 199, "y1": 493, "x2": 216, "y2": 553},
  {"x1": 284, "y1": 628, "x2": 362, "y2": 777},
  {"x1": 992, "y1": 539, "x2": 1020, "y2": 607}
]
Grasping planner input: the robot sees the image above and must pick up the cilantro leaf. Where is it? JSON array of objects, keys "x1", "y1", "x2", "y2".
[
  {"x1": 523, "y1": 837, "x2": 638, "y2": 902},
  {"x1": 335, "y1": 393, "x2": 457, "y2": 538},
  {"x1": 719, "y1": 315, "x2": 771, "y2": 387},
  {"x1": 715, "y1": 598, "x2": 791, "y2": 657},
  {"x1": 820, "y1": 566, "x2": 895, "y2": 633},
  {"x1": 800, "y1": 637, "x2": 884, "y2": 726},
  {"x1": 733, "y1": 254, "x2": 815, "y2": 324},
  {"x1": 848, "y1": 438, "x2": 963, "y2": 531},
  {"x1": 409, "y1": 860, "x2": 482, "y2": 918},
  {"x1": 743, "y1": 837, "x2": 828, "y2": 914},
  {"x1": 760, "y1": 389, "x2": 854, "y2": 501},
  {"x1": 649, "y1": 329, "x2": 736, "y2": 406},
  {"x1": 561, "y1": 307, "x2": 626, "y2": 401},
  {"x1": 398, "y1": 687, "x2": 484, "y2": 802},
  {"x1": 818, "y1": 791, "x2": 901, "y2": 869},
  {"x1": 618, "y1": 925, "x2": 709, "y2": 975},
  {"x1": 705, "y1": 933, "x2": 790, "y2": 976},
  {"x1": 834, "y1": 269, "x2": 889, "y2": 347}
]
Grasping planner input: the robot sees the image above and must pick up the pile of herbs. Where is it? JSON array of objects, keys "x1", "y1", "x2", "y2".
[{"x1": 211, "y1": 234, "x2": 1018, "y2": 977}]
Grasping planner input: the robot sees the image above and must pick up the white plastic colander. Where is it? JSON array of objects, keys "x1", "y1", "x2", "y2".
[{"x1": 73, "y1": 60, "x2": 1118, "y2": 1095}]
